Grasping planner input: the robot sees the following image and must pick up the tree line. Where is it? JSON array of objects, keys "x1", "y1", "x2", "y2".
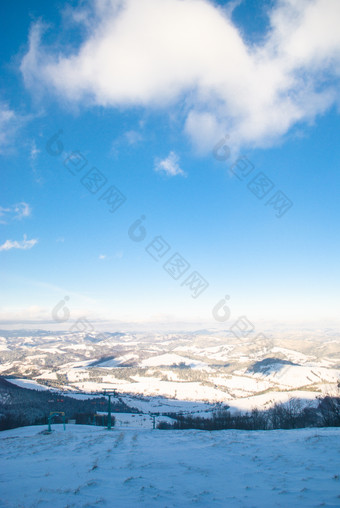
[
  {"x1": 0, "y1": 377, "x2": 136, "y2": 431},
  {"x1": 158, "y1": 396, "x2": 340, "y2": 430}
]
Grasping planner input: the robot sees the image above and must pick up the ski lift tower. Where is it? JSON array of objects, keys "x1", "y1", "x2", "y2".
[
  {"x1": 150, "y1": 413, "x2": 157, "y2": 430},
  {"x1": 47, "y1": 412, "x2": 66, "y2": 432},
  {"x1": 102, "y1": 389, "x2": 117, "y2": 430}
]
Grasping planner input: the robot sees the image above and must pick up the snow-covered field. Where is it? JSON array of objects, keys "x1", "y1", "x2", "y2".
[
  {"x1": 1, "y1": 424, "x2": 340, "y2": 507},
  {"x1": 1, "y1": 329, "x2": 340, "y2": 414},
  {"x1": 3, "y1": 378, "x2": 57, "y2": 392}
]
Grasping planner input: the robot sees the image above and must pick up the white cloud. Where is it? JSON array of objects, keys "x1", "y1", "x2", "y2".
[
  {"x1": 155, "y1": 151, "x2": 185, "y2": 177},
  {"x1": 21, "y1": 0, "x2": 340, "y2": 150},
  {"x1": 0, "y1": 104, "x2": 21, "y2": 152},
  {"x1": 0, "y1": 234, "x2": 38, "y2": 252},
  {"x1": 99, "y1": 254, "x2": 107, "y2": 260},
  {"x1": 112, "y1": 128, "x2": 144, "y2": 156},
  {"x1": 184, "y1": 111, "x2": 225, "y2": 155},
  {"x1": 124, "y1": 130, "x2": 143, "y2": 145},
  {"x1": 0, "y1": 202, "x2": 32, "y2": 224},
  {"x1": 30, "y1": 140, "x2": 40, "y2": 160},
  {"x1": 29, "y1": 139, "x2": 44, "y2": 184}
]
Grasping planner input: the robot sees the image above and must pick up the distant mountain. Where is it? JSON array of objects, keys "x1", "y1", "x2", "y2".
[{"x1": 0, "y1": 329, "x2": 339, "y2": 413}]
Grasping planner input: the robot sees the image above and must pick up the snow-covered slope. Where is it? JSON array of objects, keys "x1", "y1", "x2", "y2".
[
  {"x1": 4, "y1": 378, "x2": 57, "y2": 391},
  {"x1": 1, "y1": 329, "x2": 339, "y2": 412},
  {"x1": 1, "y1": 424, "x2": 340, "y2": 507},
  {"x1": 140, "y1": 353, "x2": 206, "y2": 368}
]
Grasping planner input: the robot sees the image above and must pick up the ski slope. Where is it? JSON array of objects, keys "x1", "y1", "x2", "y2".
[{"x1": 1, "y1": 424, "x2": 340, "y2": 507}]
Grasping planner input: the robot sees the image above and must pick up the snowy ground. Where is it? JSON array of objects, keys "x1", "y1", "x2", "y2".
[
  {"x1": 3, "y1": 376, "x2": 329, "y2": 417},
  {"x1": 1, "y1": 425, "x2": 340, "y2": 507},
  {"x1": 2, "y1": 330, "x2": 340, "y2": 415},
  {"x1": 4, "y1": 378, "x2": 57, "y2": 392},
  {"x1": 99, "y1": 412, "x2": 175, "y2": 429}
]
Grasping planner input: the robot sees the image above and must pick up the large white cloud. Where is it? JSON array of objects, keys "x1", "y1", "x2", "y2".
[{"x1": 21, "y1": 0, "x2": 340, "y2": 150}]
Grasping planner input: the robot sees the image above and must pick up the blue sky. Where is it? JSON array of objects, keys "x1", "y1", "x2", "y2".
[{"x1": 1, "y1": 0, "x2": 340, "y2": 330}]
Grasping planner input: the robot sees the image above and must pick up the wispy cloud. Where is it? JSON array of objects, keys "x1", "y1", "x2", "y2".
[
  {"x1": 30, "y1": 140, "x2": 40, "y2": 160},
  {"x1": 29, "y1": 140, "x2": 43, "y2": 184},
  {"x1": 112, "y1": 128, "x2": 144, "y2": 156},
  {"x1": 124, "y1": 130, "x2": 143, "y2": 145},
  {"x1": 0, "y1": 202, "x2": 32, "y2": 224},
  {"x1": 20, "y1": 0, "x2": 340, "y2": 151},
  {"x1": 98, "y1": 254, "x2": 107, "y2": 260},
  {"x1": 0, "y1": 234, "x2": 38, "y2": 252},
  {"x1": 0, "y1": 103, "x2": 21, "y2": 153},
  {"x1": 154, "y1": 151, "x2": 185, "y2": 177}
]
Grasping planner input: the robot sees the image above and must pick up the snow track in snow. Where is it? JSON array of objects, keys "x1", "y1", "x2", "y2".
[{"x1": 1, "y1": 425, "x2": 340, "y2": 507}]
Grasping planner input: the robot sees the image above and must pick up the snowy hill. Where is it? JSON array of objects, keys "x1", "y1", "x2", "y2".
[
  {"x1": 0, "y1": 329, "x2": 339, "y2": 414},
  {"x1": 140, "y1": 353, "x2": 206, "y2": 368},
  {"x1": 1, "y1": 424, "x2": 340, "y2": 507}
]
